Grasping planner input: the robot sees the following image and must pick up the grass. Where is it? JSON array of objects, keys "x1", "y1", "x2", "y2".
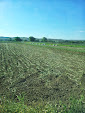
[
  {"x1": 58, "y1": 43, "x2": 85, "y2": 47},
  {"x1": 0, "y1": 42, "x2": 85, "y2": 112},
  {"x1": 26, "y1": 42, "x2": 85, "y2": 55},
  {"x1": 0, "y1": 95, "x2": 85, "y2": 113}
]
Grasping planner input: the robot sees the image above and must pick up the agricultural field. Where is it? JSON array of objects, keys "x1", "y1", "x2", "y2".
[{"x1": 0, "y1": 42, "x2": 85, "y2": 112}]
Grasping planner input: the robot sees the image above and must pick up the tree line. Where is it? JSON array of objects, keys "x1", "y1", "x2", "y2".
[
  {"x1": 14, "y1": 36, "x2": 48, "y2": 42},
  {"x1": 1, "y1": 36, "x2": 85, "y2": 44}
]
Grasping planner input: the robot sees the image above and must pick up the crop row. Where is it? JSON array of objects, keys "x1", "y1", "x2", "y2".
[{"x1": 0, "y1": 43, "x2": 85, "y2": 104}]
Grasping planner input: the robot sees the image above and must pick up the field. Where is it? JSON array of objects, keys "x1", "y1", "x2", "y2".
[{"x1": 0, "y1": 42, "x2": 85, "y2": 112}]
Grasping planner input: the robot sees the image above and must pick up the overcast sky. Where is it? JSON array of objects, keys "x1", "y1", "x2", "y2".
[{"x1": 0, "y1": 0, "x2": 85, "y2": 40}]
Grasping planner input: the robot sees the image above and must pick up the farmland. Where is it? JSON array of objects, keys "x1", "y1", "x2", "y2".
[{"x1": 0, "y1": 42, "x2": 85, "y2": 112}]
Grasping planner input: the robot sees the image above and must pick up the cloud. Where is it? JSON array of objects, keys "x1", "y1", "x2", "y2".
[{"x1": 79, "y1": 31, "x2": 85, "y2": 32}]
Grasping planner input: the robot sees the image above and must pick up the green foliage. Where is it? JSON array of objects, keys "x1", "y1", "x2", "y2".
[
  {"x1": 35, "y1": 39, "x2": 39, "y2": 42},
  {"x1": 63, "y1": 95, "x2": 85, "y2": 113},
  {"x1": 29, "y1": 36, "x2": 35, "y2": 42},
  {"x1": 9, "y1": 38, "x2": 12, "y2": 41},
  {"x1": 14, "y1": 37, "x2": 22, "y2": 41},
  {"x1": 0, "y1": 95, "x2": 29, "y2": 113},
  {"x1": 41, "y1": 37, "x2": 47, "y2": 42},
  {"x1": 0, "y1": 95, "x2": 85, "y2": 113}
]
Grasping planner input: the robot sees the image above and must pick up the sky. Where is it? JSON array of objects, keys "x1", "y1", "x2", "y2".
[{"x1": 0, "y1": 0, "x2": 85, "y2": 40}]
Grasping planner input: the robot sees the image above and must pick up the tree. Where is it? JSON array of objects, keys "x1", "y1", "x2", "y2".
[
  {"x1": 35, "y1": 39, "x2": 39, "y2": 42},
  {"x1": 41, "y1": 37, "x2": 47, "y2": 42},
  {"x1": 29, "y1": 36, "x2": 35, "y2": 42},
  {"x1": 14, "y1": 37, "x2": 22, "y2": 41},
  {"x1": 9, "y1": 38, "x2": 12, "y2": 41}
]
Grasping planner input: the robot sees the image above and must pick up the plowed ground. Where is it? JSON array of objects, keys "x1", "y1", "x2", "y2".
[{"x1": 0, "y1": 43, "x2": 85, "y2": 105}]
